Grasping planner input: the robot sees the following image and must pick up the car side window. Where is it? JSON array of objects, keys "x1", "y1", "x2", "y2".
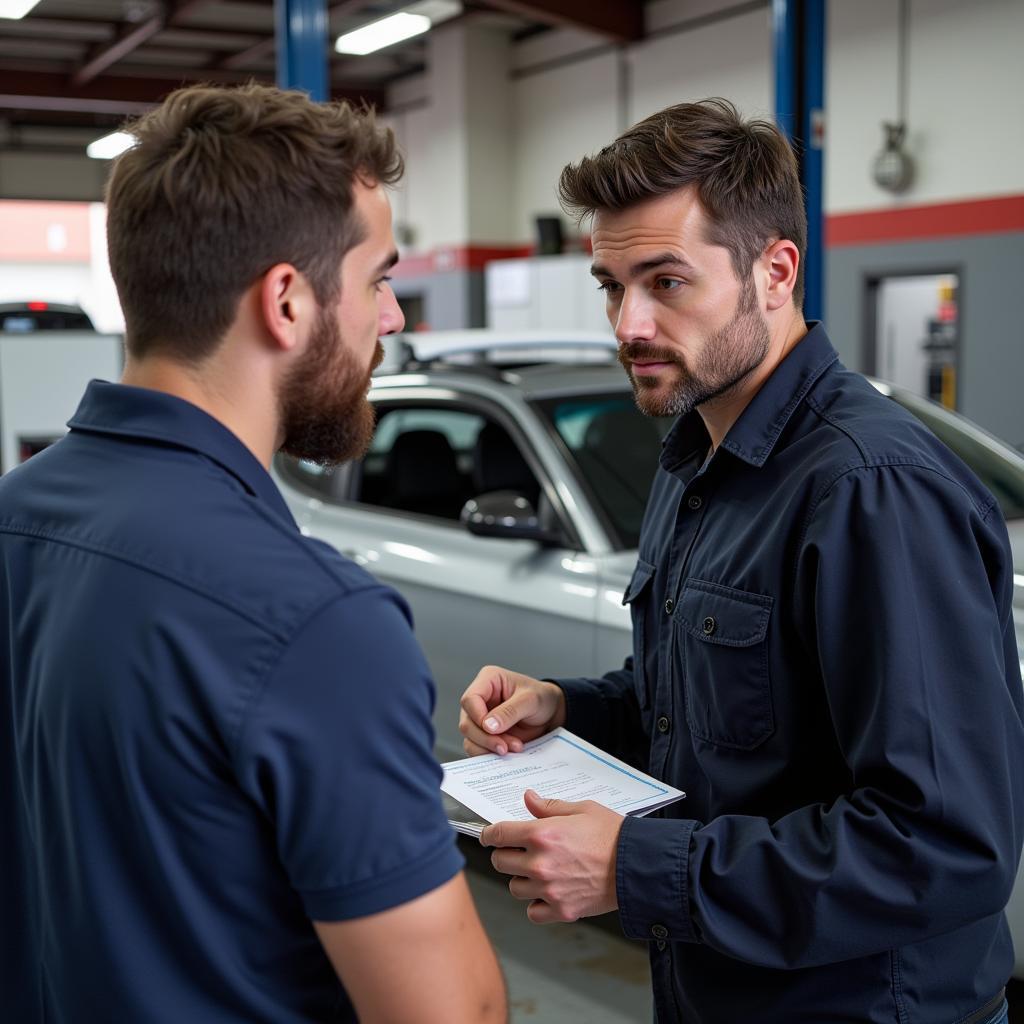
[{"x1": 356, "y1": 405, "x2": 541, "y2": 522}]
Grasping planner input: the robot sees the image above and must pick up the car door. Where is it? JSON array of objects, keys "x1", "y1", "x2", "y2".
[{"x1": 290, "y1": 391, "x2": 604, "y2": 759}]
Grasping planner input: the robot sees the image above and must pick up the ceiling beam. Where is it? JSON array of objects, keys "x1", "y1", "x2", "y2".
[
  {"x1": 70, "y1": 18, "x2": 166, "y2": 89},
  {"x1": 0, "y1": 70, "x2": 190, "y2": 108},
  {"x1": 330, "y1": 0, "x2": 377, "y2": 16},
  {"x1": 11, "y1": 14, "x2": 265, "y2": 48},
  {"x1": 216, "y1": 36, "x2": 276, "y2": 70},
  {"x1": 476, "y1": 0, "x2": 643, "y2": 42},
  {"x1": 0, "y1": 70, "x2": 387, "y2": 119},
  {"x1": 69, "y1": 0, "x2": 213, "y2": 89}
]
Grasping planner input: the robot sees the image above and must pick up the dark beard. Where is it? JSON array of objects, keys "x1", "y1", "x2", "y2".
[
  {"x1": 619, "y1": 275, "x2": 771, "y2": 418},
  {"x1": 278, "y1": 307, "x2": 383, "y2": 466}
]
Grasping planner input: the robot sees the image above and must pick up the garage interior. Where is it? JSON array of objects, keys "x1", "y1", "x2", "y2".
[{"x1": 2, "y1": 1, "x2": 1022, "y2": 1021}]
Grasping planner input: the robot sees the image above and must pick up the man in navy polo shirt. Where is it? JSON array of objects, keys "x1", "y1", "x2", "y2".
[
  {"x1": 1, "y1": 84, "x2": 505, "y2": 1023},
  {"x1": 459, "y1": 100, "x2": 1023, "y2": 1022}
]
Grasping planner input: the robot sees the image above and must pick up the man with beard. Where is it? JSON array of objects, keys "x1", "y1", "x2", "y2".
[
  {"x1": 0, "y1": 84, "x2": 506, "y2": 1024},
  {"x1": 459, "y1": 99, "x2": 1021, "y2": 1023}
]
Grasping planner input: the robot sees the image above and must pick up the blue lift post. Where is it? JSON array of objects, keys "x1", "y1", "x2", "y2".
[
  {"x1": 275, "y1": 0, "x2": 328, "y2": 101},
  {"x1": 773, "y1": 0, "x2": 826, "y2": 323}
]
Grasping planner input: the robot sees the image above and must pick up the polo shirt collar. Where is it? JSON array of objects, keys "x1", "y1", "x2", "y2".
[
  {"x1": 67, "y1": 380, "x2": 297, "y2": 526},
  {"x1": 662, "y1": 322, "x2": 838, "y2": 470}
]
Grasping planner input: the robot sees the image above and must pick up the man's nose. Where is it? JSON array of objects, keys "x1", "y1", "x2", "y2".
[{"x1": 613, "y1": 290, "x2": 656, "y2": 345}]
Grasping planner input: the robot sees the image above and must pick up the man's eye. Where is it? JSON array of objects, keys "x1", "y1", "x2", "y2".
[
  {"x1": 596, "y1": 281, "x2": 621, "y2": 294},
  {"x1": 655, "y1": 278, "x2": 683, "y2": 291},
  {"x1": 375, "y1": 275, "x2": 393, "y2": 291}
]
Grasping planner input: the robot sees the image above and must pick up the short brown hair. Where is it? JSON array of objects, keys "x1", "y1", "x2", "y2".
[
  {"x1": 559, "y1": 98, "x2": 806, "y2": 306},
  {"x1": 106, "y1": 82, "x2": 402, "y2": 361}
]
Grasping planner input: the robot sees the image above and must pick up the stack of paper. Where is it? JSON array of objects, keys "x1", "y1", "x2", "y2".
[{"x1": 440, "y1": 727, "x2": 685, "y2": 837}]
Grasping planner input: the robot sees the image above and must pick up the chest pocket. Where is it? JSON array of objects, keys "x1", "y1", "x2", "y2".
[
  {"x1": 623, "y1": 558, "x2": 656, "y2": 709},
  {"x1": 678, "y1": 579, "x2": 774, "y2": 750}
]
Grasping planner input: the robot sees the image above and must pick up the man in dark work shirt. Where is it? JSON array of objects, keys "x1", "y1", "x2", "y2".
[{"x1": 460, "y1": 98, "x2": 1022, "y2": 1024}]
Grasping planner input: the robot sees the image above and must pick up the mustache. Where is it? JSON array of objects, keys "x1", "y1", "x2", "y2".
[{"x1": 618, "y1": 342, "x2": 682, "y2": 368}]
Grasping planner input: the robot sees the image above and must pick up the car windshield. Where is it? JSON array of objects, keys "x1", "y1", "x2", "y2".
[
  {"x1": 888, "y1": 392, "x2": 1024, "y2": 520},
  {"x1": 533, "y1": 391, "x2": 674, "y2": 549}
]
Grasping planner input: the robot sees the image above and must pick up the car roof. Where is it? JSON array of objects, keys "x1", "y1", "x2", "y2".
[
  {"x1": 376, "y1": 328, "x2": 628, "y2": 399},
  {"x1": 0, "y1": 301, "x2": 87, "y2": 314},
  {"x1": 373, "y1": 359, "x2": 631, "y2": 401}
]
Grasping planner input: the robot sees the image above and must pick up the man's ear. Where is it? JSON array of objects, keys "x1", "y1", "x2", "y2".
[
  {"x1": 763, "y1": 239, "x2": 800, "y2": 311},
  {"x1": 259, "y1": 263, "x2": 315, "y2": 352}
]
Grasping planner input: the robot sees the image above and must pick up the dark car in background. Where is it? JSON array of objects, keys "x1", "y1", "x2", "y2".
[{"x1": 0, "y1": 302, "x2": 95, "y2": 333}]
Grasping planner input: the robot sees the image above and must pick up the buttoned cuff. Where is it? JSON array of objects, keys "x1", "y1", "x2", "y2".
[{"x1": 616, "y1": 813, "x2": 701, "y2": 945}]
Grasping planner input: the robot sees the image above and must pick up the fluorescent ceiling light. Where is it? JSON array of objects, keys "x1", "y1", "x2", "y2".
[
  {"x1": 335, "y1": 11, "x2": 430, "y2": 55},
  {"x1": 0, "y1": 0, "x2": 41, "y2": 18},
  {"x1": 86, "y1": 131, "x2": 135, "y2": 160}
]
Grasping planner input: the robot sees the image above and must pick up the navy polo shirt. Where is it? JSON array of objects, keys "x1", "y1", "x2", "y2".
[
  {"x1": 558, "y1": 325, "x2": 1024, "y2": 1023},
  {"x1": 0, "y1": 381, "x2": 463, "y2": 1023}
]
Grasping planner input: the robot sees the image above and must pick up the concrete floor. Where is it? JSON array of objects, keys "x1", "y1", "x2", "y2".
[{"x1": 460, "y1": 838, "x2": 653, "y2": 1023}]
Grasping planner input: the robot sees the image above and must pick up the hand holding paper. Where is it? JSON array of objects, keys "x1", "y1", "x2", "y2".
[
  {"x1": 458, "y1": 664, "x2": 566, "y2": 756},
  {"x1": 483, "y1": 789, "x2": 624, "y2": 924},
  {"x1": 441, "y1": 728, "x2": 685, "y2": 923}
]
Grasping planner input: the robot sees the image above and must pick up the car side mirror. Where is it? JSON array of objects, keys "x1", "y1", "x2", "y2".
[{"x1": 460, "y1": 491, "x2": 564, "y2": 545}]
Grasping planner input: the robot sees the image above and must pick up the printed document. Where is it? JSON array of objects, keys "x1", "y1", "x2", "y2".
[{"x1": 441, "y1": 727, "x2": 685, "y2": 837}]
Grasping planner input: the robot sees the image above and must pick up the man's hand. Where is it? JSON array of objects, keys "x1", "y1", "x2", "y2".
[
  {"x1": 460, "y1": 665, "x2": 566, "y2": 756},
  {"x1": 481, "y1": 789, "x2": 624, "y2": 924}
]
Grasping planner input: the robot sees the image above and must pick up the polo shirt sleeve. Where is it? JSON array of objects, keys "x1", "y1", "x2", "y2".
[
  {"x1": 233, "y1": 584, "x2": 463, "y2": 921},
  {"x1": 637, "y1": 463, "x2": 1024, "y2": 968}
]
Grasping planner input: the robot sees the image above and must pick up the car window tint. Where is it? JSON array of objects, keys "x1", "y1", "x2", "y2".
[
  {"x1": 358, "y1": 406, "x2": 487, "y2": 521},
  {"x1": 888, "y1": 393, "x2": 1024, "y2": 520},
  {"x1": 534, "y1": 393, "x2": 673, "y2": 549}
]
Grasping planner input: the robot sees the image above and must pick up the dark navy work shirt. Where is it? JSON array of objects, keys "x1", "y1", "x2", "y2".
[
  {"x1": 558, "y1": 325, "x2": 1024, "y2": 1023},
  {"x1": 0, "y1": 381, "x2": 463, "y2": 1023}
]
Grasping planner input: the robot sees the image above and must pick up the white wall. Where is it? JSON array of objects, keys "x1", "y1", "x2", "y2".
[
  {"x1": 466, "y1": 26, "x2": 514, "y2": 244},
  {"x1": 628, "y1": 5, "x2": 773, "y2": 125},
  {"x1": 392, "y1": 0, "x2": 779, "y2": 246},
  {"x1": 512, "y1": 51, "x2": 621, "y2": 244},
  {"x1": 384, "y1": 23, "x2": 514, "y2": 251},
  {"x1": 387, "y1": 0, "x2": 1024, "y2": 247},
  {"x1": 827, "y1": 0, "x2": 1024, "y2": 212}
]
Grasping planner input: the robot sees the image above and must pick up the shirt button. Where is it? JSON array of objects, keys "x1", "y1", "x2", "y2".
[
  {"x1": 651, "y1": 923, "x2": 669, "y2": 940},
  {"x1": 656, "y1": 716, "x2": 671, "y2": 734},
  {"x1": 701, "y1": 616, "x2": 716, "y2": 635},
  {"x1": 664, "y1": 598, "x2": 674, "y2": 615},
  {"x1": 687, "y1": 495, "x2": 702, "y2": 510},
  {"x1": 655, "y1": 940, "x2": 666, "y2": 952}
]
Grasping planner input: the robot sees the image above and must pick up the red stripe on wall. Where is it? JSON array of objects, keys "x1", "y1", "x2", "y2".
[
  {"x1": 394, "y1": 197, "x2": 1024, "y2": 276},
  {"x1": 826, "y1": 194, "x2": 1024, "y2": 247}
]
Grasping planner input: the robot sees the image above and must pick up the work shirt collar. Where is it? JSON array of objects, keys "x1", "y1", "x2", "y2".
[
  {"x1": 67, "y1": 379, "x2": 297, "y2": 527},
  {"x1": 661, "y1": 321, "x2": 838, "y2": 471}
]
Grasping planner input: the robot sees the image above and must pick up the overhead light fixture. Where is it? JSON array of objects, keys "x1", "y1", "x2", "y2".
[
  {"x1": 335, "y1": 11, "x2": 430, "y2": 55},
  {"x1": 86, "y1": 131, "x2": 135, "y2": 160},
  {"x1": 0, "y1": 0, "x2": 42, "y2": 18}
]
